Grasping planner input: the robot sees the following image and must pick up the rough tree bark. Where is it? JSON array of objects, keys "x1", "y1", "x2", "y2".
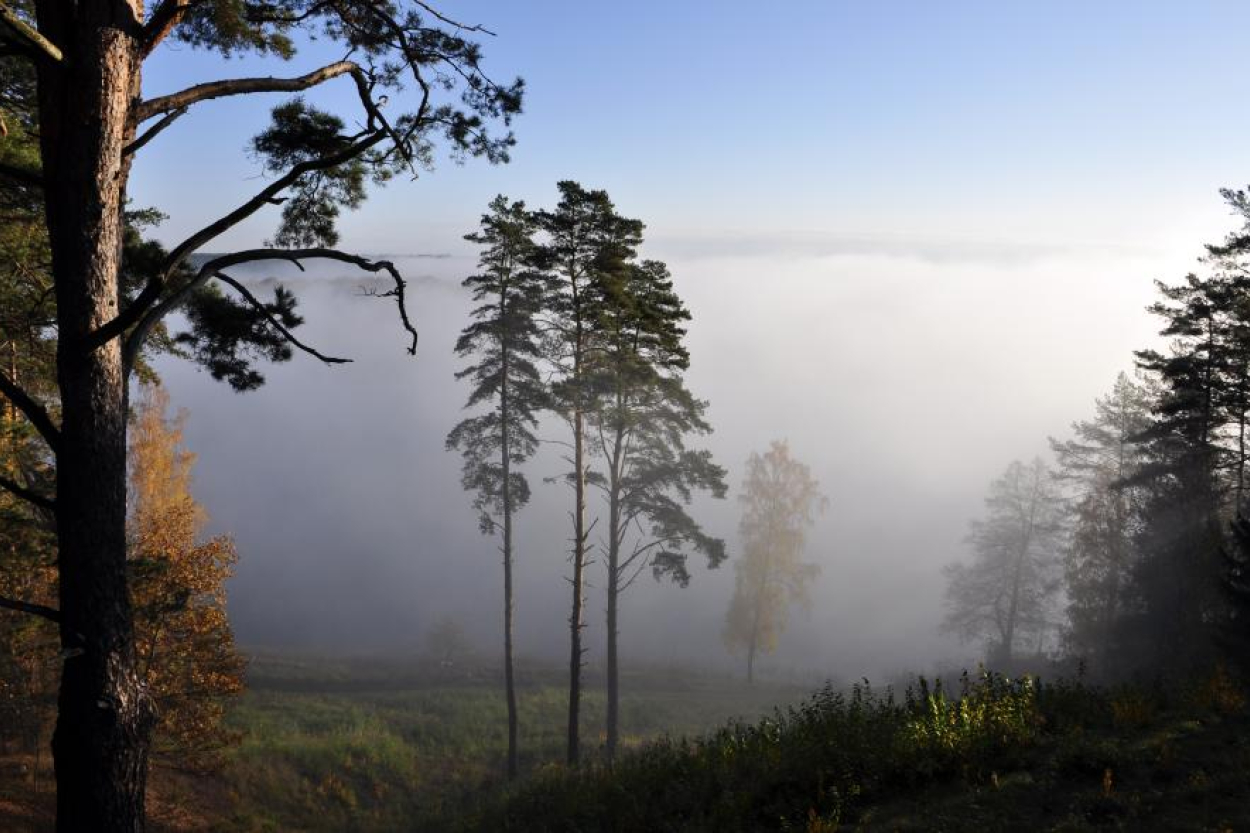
[{"x1": 34, "y1": 1, "x2": 156, "y2": 829}]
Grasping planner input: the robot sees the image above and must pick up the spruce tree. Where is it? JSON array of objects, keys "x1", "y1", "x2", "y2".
[{"x1": 447, "y1": 196, "x2": 549, "y2": 779}]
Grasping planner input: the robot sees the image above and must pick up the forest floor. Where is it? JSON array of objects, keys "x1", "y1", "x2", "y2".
[{"x1": 4, "y1": 657, "x2": 1250, "y2": 831}]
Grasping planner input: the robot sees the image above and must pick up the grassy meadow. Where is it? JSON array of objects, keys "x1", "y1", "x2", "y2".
[
  {"x1": 216, "y1": 653, "x2": 811, "y2": 832},
  {"x1": 8, "y1": 654, "x2": 1250, "y2": 831}
]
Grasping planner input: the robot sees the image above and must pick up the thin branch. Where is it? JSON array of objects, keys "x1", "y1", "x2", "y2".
[
  {"x1": 212, "y1": 271, "x2": 351, "y2": 365},
  {"x1": 0, "y1": 473, "x2": 53, "y2": 512},
  {"x1": 411, "y1": 1, "x2": 496, "y2": 36},
  {"x1": 0, "y1": 594, "x2": 59, "y2": 623},
  {"x1": 0, "y1": 2, "x2": 61, "y2": 62},
  {"x1": 123, "y1": 106, "x2": 187, "y2": 157},
  {"x1": 123, "y1": 247, "x2": 417, "y2": 370},
  {"x1": 164, "y1": 130, "x2": 385, "y2": 271},
  {"x1": 619, "y1": 557, "x2": 653, "y2": 594},
  {"x1": 0, "y1": 369, "x2": 57, "y2": 450},
  {"x1": 105, "y1": 131, "x2": 388, "y2": 359},
  {"x1": 137, "y1": 61, "x2": 358, "y2": 122},
  {"x1": 219, "y1": 248, "x2": 417, "y2": 354}
]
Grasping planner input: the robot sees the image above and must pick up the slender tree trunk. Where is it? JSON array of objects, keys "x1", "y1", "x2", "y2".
[
  {"x1": 36, "y1": 3, "x2": 156, "y2": 829},
  {"x1": 500, "y1": 327, "x2": 518, "y2": 779},
  {"x1": 567, "y1": 404, "x2": 586, "y2": 766},
  {"x1": 1002, "y1": 549, "x2": 1025, "y2": 666},
  {"x1": 1238, "y1": 373, "x2": 1247, "y2": 515},
  {"x1": 605, "y1": 451, "x2": 622, "y2": 763},
  {"x1": 745, "y1": 537, "x2": 771, "y2": 685},
  {"x1": 605, "y1": 542, "x2": 619, "y2": 762}
]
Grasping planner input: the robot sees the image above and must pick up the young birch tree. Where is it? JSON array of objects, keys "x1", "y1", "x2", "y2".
[
  {"x1": 446, "y1": 196, "x2": 549, "y2": 779},
  {"x1": 588, "y1": 258, "x2": 726, "y2": 761},
  {"x1": 0, "y1": 1, "x2": 523, "y2": 825},
  {"x1": 723, "y1": 440, "x2": 825, "y2": 684}
]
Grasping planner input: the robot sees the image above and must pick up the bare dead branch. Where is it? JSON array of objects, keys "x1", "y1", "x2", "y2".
[
  {"x1": 0, "y1": 594, "x2": 59, "y2": 623},
  {"x1": 211, "y1": 271, "x2": 351, "y2": 365},
  {"x1": 0, "y1": 2, "x2": 61, "y2": 62}
]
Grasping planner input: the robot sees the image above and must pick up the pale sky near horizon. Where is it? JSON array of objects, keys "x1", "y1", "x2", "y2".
[{"x1": 133, "y1": 3, "x2": 1250, "y2": 675}]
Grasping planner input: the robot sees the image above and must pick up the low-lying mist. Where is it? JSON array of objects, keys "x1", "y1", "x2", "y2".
[{"x1": 155, "y1": 238, "x2": 1171, "y2": 681}]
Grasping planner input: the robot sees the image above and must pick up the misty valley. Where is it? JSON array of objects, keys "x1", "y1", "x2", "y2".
[{"x1": 4, "y1": 2, "x2": 1250, "y2": 832}]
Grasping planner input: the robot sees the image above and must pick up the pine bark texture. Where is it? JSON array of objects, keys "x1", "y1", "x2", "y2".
[{"x1": 36, "y1": 1, "x2": 156, "y2": 829}]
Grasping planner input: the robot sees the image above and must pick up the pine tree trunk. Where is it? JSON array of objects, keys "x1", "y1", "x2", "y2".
[
  {"x1": 36, "y1": 3, "x2": 156, "y2": 829},
  {"x1": 566, "y1": 406, "x2": 586, "y2": 766},
  {"x1": 746, "y1": 640, "x2": 755, "y2": 685},
  {"x1": 500, "y1": 336, "x2": 518, "y2": 780},
  {"x1": 603, "y1": 386, "x2": 630, "y2": 764},
  {"x1": 605, "y1": 484, "x2": 620, "y2": 763}
]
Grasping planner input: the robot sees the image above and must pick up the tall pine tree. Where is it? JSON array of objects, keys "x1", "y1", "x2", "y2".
[
  {"x1": 587, "y1": 258, "x2": 726, "y2": 760},
  {"x1": 537, "y1": 181, "x2": 640, "y2": 765},
  {"x1": 447, "y1": 196, "x2": 549, "y2": 779}
]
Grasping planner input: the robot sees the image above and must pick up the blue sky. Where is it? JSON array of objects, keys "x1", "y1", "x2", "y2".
[{"x1": 134, "y1": 1, "x2": 1250, "y2": 257}]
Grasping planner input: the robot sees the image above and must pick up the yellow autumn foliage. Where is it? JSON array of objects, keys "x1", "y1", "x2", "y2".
[{"x1": 128, "y1": 383, "x2": 245, "y2": 767}]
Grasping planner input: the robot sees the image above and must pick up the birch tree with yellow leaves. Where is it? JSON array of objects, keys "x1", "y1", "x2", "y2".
[
  {"x1": 723, "y1": 441, "x2": 827, "y2": 684},
  {"x1": 128, "y1": 384, "x2": 244, "y2": 767}
]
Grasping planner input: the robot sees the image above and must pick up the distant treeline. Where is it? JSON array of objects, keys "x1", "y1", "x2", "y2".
[{"x1": 944, "y1": 186, "x2": 1250, "y2": 680}]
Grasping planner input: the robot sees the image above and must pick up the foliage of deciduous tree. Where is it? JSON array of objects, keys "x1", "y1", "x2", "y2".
[
  {"x1": 127, "y1": 383, "x2": 244, "y2": 769},
  {"x1": 447, "y1": 195, "x2": 550, "y2": 778},
  {"x1": 722, "y1": 441, "x2": 824, "y2": 684},
  {"x1": 588, "y1": 257, "x2": 726, "y2": 760},
  {"x1": 942, "y1": 459, "x2": 1064, "y2": 667},
  {"x1": 0, "y1": 384, "x2": 245, "y2": 776},
  {"x1": 1050, "y1": 373, "x2": 1152, "y2": 675},
  {"x1": 0, "y1": 1, "x2": 521, "y2": 825}
]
